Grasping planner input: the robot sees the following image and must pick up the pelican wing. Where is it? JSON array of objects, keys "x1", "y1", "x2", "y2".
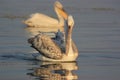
[
  {"x1": 28, "y1": 34, "x2": 63, "y2": 59},
  {"x1": 24, "y1": 13, "x2": 59, "y2": 27}
]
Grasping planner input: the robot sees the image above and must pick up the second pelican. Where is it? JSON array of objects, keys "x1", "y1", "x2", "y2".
[{"x1": 23, "y1": 1, "x2": 68, "y2": 31}]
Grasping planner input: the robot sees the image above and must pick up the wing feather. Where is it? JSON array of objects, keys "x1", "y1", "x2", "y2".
[{"x1": 28, "y1": 34, "x2": 63, "y2": 59}]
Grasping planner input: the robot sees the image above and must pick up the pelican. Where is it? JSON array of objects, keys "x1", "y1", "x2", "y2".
[
  {"x1": 23, "y1": 1, "x2": 68, "y2": 31},
  {"x1": 28, "y1": 15, "x2": 78, "y2": 62}
]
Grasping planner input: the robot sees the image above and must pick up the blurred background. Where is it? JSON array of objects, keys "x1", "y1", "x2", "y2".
[{"x1": 0, "y1": 0, "x2": 120, "y2": 80}]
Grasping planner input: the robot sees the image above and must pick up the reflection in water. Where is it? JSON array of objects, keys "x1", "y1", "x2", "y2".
[{"x1": 27, "y1": 62, "x2": 78, "y2": 80}]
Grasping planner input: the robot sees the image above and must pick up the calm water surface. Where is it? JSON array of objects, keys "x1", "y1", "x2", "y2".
[{"x1": 0, "y1": 0, "x2": 120, "y2": 80}]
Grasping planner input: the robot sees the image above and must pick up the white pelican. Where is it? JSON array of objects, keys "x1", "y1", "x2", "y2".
[
  {"x1": 28, "y1": 15, "x2": 78, "y2": 62},
  {"x1": 23, "y1": 1, "x2": 68, "y2": 31}
]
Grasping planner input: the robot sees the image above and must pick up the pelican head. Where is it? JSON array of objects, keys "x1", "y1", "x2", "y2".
[
  {"x1": 54, "y1": 1, "x2": 68, "y2": 20},
  {"x1": 67, "y1": 15, "x2": 74, "y2": 29},
  {"x1": 54, "y1": 1, "x2": 63, "y2": 9}
]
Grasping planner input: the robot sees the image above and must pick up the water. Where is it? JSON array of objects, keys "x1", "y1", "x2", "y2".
[{"x1": 0, "y1": 0, "x2": 120, "y2": 80}]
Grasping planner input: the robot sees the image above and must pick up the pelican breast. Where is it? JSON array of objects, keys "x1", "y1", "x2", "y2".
[{"x1": 28, "y1": 34, "x2": 63, "y2": 59}]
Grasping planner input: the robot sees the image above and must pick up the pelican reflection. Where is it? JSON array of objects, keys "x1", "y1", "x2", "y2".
[{"x1": 27, "y1": 62, "x2": 78, "y2": 80}]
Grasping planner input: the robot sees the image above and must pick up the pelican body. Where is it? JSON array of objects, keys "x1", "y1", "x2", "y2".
[
  {"x1": 23, "y1": 1, "x2": 68, "y2": 31},
  {"x1": 28, "y1": 15, "x2": 78, "y2": 62}
]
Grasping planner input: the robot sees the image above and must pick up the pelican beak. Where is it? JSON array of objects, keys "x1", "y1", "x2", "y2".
[
  {"x1": 54, "y1": 1, "x2": 68, "y2": 20},
  {"x1": 58, "y1": 7, "x2": 68, "y2": 20}
]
